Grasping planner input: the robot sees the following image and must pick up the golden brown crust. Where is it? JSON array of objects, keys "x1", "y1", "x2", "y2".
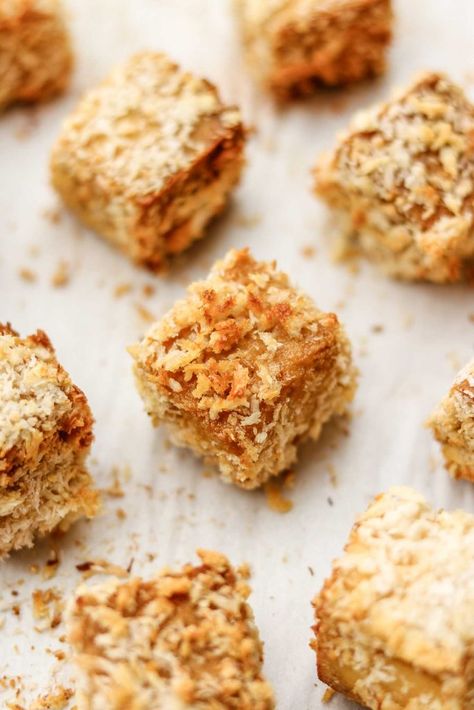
[
  {"x1": 50, "y1": 52, "x2": 246, "y2": 271},
  {"x1": 428, "y1": 359, "x2": 474, "y2": 481},
  {"x1": 234, "y1": 0, "x2": 393, "y2": 99},
  {"x1": 0, "y1": 0, "x2": 73, "y2": 110},
  {"x1": 0, "y1": 324, "x2": 99, "y2": 557},
  {"x1": 315, "y1": 72, "x2": 474, "y2": 282},
  {"x1": 312, "y1": 487, "x2": 474, "y2": 709},
  {"x1": 67, "y1": 550, "x2": 275, "y2": 710},
  {"x1": 130, "y1": 248, "x2": 356, "y2": 488}
]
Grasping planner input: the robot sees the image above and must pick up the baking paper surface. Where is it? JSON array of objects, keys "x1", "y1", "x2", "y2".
[{"x1": 1, "y1": 0, "x2": 473, "y2": 707}]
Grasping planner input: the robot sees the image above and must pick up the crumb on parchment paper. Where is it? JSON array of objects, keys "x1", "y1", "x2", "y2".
[
  {"x1": 264, "y1": 478, "x2": 293, "y2": 513},
  {"x1": 113, "y1": 282, "x2": 132, "y2": 298},
  {"x1": 18, "y1": 267, "x2": 37, "y2": 283},
  {"x1": 75, "y1": 559, "x2": 129, "y2": 580},
  {"x1": 50, "y1": 262, "x2": 70, "y2": 288}
]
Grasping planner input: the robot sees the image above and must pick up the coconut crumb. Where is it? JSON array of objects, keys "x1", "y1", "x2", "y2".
[
  {"x1": 142, "y1": 284, "x2": 155, "y2": 299},
  {"x1": 18, "y1": 267, "x2": 37, "y2": 283},
  {"x1": 264, "y1": 478, "x2": 293, "y2": 514},
  {"x1": 32, "y1": 588, "x2": 63, "y2": 631},
  {"x1": 135, "y1": 303, "x2": 156, "y2": 323},
  {"x1": 113, "y1": 282, "x2": 132, "y2": 299},
  {"x1": 301, "y1": 245, "x2": 316, "y2": 259},
  {"x1": 50, "y1": 262, "x2": 70, "y2": 288},
  {"x1": 75, "y1": 559, "x2": 129, "y2": 580}
]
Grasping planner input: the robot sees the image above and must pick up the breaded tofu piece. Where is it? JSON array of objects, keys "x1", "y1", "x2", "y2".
[
  {"x1": 315, "y1": 73, "x2": 474, "y2": 282},
  {"x1": 67, "y1": 550, "x2": 275, "y2": 710},
  {"x1": 234, "y1": 0, "x2": 392, "y2": 98},
  {"x1": 0, "y1": 324, "x2": 99, "y2": 557},
  {"x1": 429, "y1": 358, "x2": 474, "y2": 482},
  {"x1": 0, "y1": 0, "x2": 72, "y2": 110},
  {"x1": 313, "y1": 487, "x2": 474, "y2": 709},
  {"x1": 51, "y1": 52, "x2": 246, "y2": 271},
  {"x1": 130, "y1": 248, "x2": 356, "y2": 489}
]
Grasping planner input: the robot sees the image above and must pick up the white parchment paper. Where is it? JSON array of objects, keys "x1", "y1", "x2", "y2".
[{"x1": 1, "y1": 1, "x2": 473, "y2": 707}]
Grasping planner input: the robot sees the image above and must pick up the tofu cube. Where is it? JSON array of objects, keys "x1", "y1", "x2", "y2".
[
  {"x1": 51, "y1": 52, "x2": 246, "y2": 271},
  {"x1": 315, "y1": 73, "x2": 474, "y2": 282},
  {"x1": 130, "y1": 248, "x2": 356, "y2": 489},
  {"x1": 0, "y1": 0, "x2": 72, "y2": 110},
  {"x1": 429, "y1": 358, "x2": 474, "y2": 482},
  {"x1": 0, "y1": 324, "x2": 99, "y2": 557},
  {"x1": 313, "y1": 487, "x2": 474, "y2": 709},
  {"x1": 234, "y1": 0, "x2": 393, "y2": 98},
  {"x1": 67, "y1": 550, "x2": 275, "y2": 710}
]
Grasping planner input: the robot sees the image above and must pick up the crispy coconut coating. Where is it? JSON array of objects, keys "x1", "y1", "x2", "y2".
[{"x1": 67, "y1": 550, "x2": 275, "y2": 710}]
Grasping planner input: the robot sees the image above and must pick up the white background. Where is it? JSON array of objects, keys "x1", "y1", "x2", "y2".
[{"x1": 1, "y1": 1, "x2": 473, "y2": 707}]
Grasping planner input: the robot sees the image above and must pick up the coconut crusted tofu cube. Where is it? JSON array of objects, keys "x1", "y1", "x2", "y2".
[
  {"x1": 313, "y1": 487, "x2": 474, "y2": 709},
  {"x1": 315, "y1": 72, "x2": 474, "y2": 282},
  {"x1": 428, "y1": 358, "x2": 474, "y2": 482},
  {"x1": 130, "y1": 248, "x2": 356, "y2": 489},
  {"x1": 0, "y1": 0, "x2": 73, "y2": 110},
  {"x1": 234, "y1": 0, "x2": 393, "y2": 99},
  {"x1": 0, "y1": 324, "x2": 99, "y2": 557},
  {"x1": 67, "y1": 549, "x2": 275, "y2": 710},
  {"x1": 50, "y1": 51, "x2": 246, "y2": 271}
]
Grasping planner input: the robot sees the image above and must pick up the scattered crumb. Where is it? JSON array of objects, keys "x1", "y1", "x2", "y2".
[
  {"x1": 29, "y1": 687, "x2": 73, "y2": 710},
  {"x1": 32, "y1": 588, "x2": 63, "y2": 631},
  {"x1": 264, "y1": 478, "x2": 293, "y2": 514},
  {"x1": 114, "y1": 282, "x2": 132, "y2": 298},
  {"x1": 50, "y1": 261, "x2": 70, "y2": 288},
  {"x1": 327, "y1": 464, "x2": 338, "y2": 488},
  {"x1": 300, "y1": 245, "x2": 316, "y2": 259},
  {"x1": 76, "y1": 559, "x2": 129, "y2": 580},
  {"x1": 135, "y1": 303, "x2": 156, "y2": 323},
  {"x1": 142, "y1": 284, "x2": 155, "y2": 298},
  {"x1": 116, "y1": 508, "x2": 126, "y2": 521},
  {"x1": 103, "y1": 466, "x2": 126, "y2": 498},
  {"x1": 42, "y1": 207, "x2": 62, "y2": 226},
  {"x1": 469, "y1": 313, "x2": 474, "y2": 323},
  {"x1": 371, "y1": 324, "x2": 384, "y2": 334},
  {"x1": 42, "y1": 550, "x2": 60, "y2": 581},
  {"x1": 322, "y1": 687, "x2": 336, "y2": 703},
  {"x1": 18, "y1": 267, "x2": 37, "y2": 283}
]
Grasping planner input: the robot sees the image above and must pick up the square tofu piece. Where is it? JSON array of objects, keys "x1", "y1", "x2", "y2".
[
  {"x1": 315, "y1": 73, "x2": 474, "y2": 282},
  {"x1": 0, "y1": 0, "x2": 73, "y2": 110},
  {"x1": 313, "y1": 487, "x2": 474, "y2": 709},
  {"x1": 130, "y1": 248, "x2": 356, "y2": 489},
  {"x1": 0, "y1": 324, "x2": 99, "y2": 557},
  {"x1": 429, "y1": 358, "x2": 474, "y2": 482},
  {"x1": 51, "y1": 52, "x2": 246, "y2": 271},
  {"x1": 234, "y1": 0, "x2": 393, "y2": 98},
  {"x1": 67, "y1": 550, "x2": 275, "y2": 710}
]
